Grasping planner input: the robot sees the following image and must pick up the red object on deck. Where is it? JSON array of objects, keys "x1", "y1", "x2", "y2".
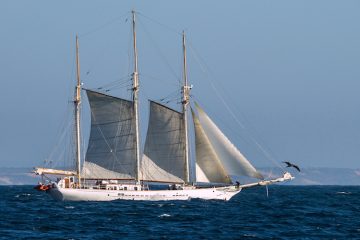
[{"x1": 34, "y1": 184, "x2": 51, "y2": 191}]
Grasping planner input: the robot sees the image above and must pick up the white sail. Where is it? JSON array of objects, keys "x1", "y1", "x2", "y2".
[
  {"x1": 140, "y1": 154, "x2": 184, "y2": 183},
  {"x1": 84, "y1": 90, "x2": 137, "y2": 179},
  {"x1": 142, "y1": 101, "x2": 186, "y2": 183},
  {"x1": 195, "y1": 163, "x2": 210, "y2": 183},
  {"x1": 82, "y1": 162, "x2": 133, "y2": 179},
  {"x1": 192, "y1": 110, "x2": 232, "y2": 184},
  {"x1": 195, "y1": 103, "x2": 263, "y2": 179}
]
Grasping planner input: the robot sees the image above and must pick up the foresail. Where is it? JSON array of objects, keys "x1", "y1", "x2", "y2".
[
  {"x1": 142, "y1": 101, "x2": 186, "y2": 183},
  {"x1": 85, "y1": 90, "x2": 136, "y2": 179},
  {"x1": 192, "y1": 110, "x2": 232, "y2": 184},
  {"x1": 195, "y1": 103, "x2": 264, "y2": 180}
]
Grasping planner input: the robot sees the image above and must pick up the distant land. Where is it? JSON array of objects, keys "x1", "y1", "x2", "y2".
[{"x1": 0, "y1": 167, "x2": 359, "y2": 186}]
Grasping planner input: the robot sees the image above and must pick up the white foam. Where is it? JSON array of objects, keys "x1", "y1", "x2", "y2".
[
  {"x1": 159, "y1": 213, "x2": 171, "y2": 218},
  {"x1": 336, "y1": 192, "x2": 351, "y2": 195}
]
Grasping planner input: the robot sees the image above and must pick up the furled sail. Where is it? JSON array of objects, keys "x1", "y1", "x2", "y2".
[
  {"x1": 141, "y1": 101, "x2": 186, "y2": 183},
  {"x1": 194, "y1": 103, "x2": 264, "y2": 180},
  {"x1": 84, "y1": 90, "x2": 136, "y2": 179},
  {"x1": 192, "y1": 110, "x2": 232, "y2": 184},
  {"x1": 141, "y1": 155, "x2": 184, "y2": 183}
]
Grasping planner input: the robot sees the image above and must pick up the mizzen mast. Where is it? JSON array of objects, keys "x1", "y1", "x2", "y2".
[
  {"x1": 182, "y1": 31, "x2": 191, "y2": 183},
  {"x1": 132, "y1": 10, "x2": 141, "y2": 183},
  {"x1": 75, "y1": 35, "x2": 82, "y2": 187}
]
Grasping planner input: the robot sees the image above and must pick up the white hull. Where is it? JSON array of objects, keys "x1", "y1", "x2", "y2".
[
  {"x1": 41, "y1": 172, "x2": 294, "y2": 201},
  {"x1": 47, "y1": 184, "x2": 241, "y2": 201}
]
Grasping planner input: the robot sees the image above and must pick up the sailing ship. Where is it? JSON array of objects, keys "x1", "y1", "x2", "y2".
[{"x1": 34, "y1": 11, "x2": 294, "y2": 201}]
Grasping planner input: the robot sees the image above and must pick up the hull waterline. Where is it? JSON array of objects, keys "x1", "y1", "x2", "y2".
[{"x1": 47, "y1": 185, "x2": 241, "y2": 201}]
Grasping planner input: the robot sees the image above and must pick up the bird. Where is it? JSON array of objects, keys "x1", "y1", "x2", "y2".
[{"x1": 283, "y1": 161, "x2": 301, "y2": 172}]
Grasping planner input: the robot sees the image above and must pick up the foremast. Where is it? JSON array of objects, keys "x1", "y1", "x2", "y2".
[
  {"x1": 182, "y1": 31, "x2": 191, "y2": 184},
  {"x1": 132, "y1": 10, "x2": 141, "y2": 183},
  {"x1": 75, "y1": 35, "x2": 82, "y2": 187}
]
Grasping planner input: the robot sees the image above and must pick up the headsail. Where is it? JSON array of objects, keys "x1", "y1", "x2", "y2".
[
  {"x1": 141, "y1": 101, "x2": 186, "y2": 183},
  {"x1": 84, "y1": 90, "x2": 136, "y2": 180},
  {"x1": 192, "y1": 110, "x2": 232, "y2": 184},
  {"x1": 194, "y1": 103, "x2": 263, "y2": 180}
]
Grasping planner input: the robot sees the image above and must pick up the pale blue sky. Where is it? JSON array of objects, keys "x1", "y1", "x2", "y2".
[{"x1": 0, "y1": 0, "x2": 359, "y2": 169}]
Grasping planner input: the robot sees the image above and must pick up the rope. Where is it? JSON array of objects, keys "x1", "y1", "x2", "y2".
[
  {"x1": 137, "y1": 12, "x2": 182, "y2": 36},
  {"x1": 45, "y1": 94, "x2": 77, "y2": 170},
  {"x1": 79, "y1": 12, "x2": 130, "y2": 38},
  {"x1": 188, "y1": 41, "x2": 286, "y2": 172},
  {"x1": 137, "y1": 17, "x2": 181, "y2": 85}
]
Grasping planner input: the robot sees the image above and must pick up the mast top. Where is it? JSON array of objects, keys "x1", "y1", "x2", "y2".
[
  {"x1": 75, "y1": 34, "x2": 81, "y2": 101},
  {"x1": 182, "y1": 30, "x2": 191, "y2": 105},
  {"x1": 182, "y1": 31, "x2": 188, "y2": 88},
  {"x1": 132, "y1": 10, "x2": 138, "y2": 76}
]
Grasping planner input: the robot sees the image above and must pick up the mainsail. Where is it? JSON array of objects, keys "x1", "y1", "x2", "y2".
[
  {"x1": 84, "y1": 90, "x2": 136, "y2": 179},
  {"x1": 193, "y1": 103, "x2": 264, "y2": 181},
  {"x1": 141, "y1": 101, "x2": 186, "y2": 183}
]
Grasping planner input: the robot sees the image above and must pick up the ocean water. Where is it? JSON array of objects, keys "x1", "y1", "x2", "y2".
[{"x1": 0, "y1": 186, "x2": 359, "y2": 239}]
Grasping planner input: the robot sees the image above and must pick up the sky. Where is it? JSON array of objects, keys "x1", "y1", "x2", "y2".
[{"x1": 0, "y1": 0, "x2": 359, "y2": 170}]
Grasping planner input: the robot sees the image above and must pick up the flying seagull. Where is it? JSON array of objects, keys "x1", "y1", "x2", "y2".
[{"x1": 283, "y1": 161, "x2": 301, "y2": 172}]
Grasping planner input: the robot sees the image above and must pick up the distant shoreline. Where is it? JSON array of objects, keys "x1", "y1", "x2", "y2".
[{"x1": 1, "y1": 167, "x2": 359, "y2": 186}]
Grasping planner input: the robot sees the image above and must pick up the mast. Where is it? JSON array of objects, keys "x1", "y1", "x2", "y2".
[
  {"x1": 182, "y1": 31, "x2": 191, "y2": 183},
  {"x1": 132, "y1": 10, "x2": 141, "y2": 183},
  {"x1": 75, "y1": 35, "x2": 82, "y2": 187}
]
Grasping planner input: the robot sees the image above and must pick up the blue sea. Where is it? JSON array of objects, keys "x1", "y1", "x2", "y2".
[{"x1": 0, "y1": 186, "x2": 359, "y2": 239}]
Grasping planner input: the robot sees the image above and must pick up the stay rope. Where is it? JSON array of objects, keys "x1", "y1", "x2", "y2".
[{"x1": 188, "y1": 42, "x2": 286, "y2": 173}]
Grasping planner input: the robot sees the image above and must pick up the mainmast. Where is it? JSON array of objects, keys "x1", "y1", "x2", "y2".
[
  {"x1": 182, "y1": 31, "x2": 191, "y2": 183},
  {"x1": 132, "y1": 10, "x2": 141, "y2": 183},
  {"x1": 75, "y1": 35, "x2": 82, "y2": 187}
]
